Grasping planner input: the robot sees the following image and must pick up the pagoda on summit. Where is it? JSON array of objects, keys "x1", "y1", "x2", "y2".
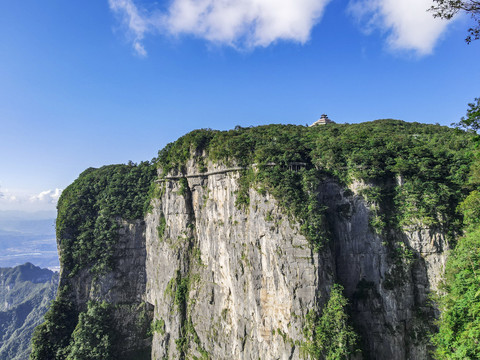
[{"x1": 310, "y1": 114, "x2": 335, "y2": 127}]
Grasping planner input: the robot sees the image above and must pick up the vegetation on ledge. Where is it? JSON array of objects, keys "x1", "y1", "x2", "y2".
[
  {"x1": 56, "y1": 162, "x2": 156, "y2": 276},
  {"x1": 302, "y1": 284, "x2": 359, "y2": 359}
]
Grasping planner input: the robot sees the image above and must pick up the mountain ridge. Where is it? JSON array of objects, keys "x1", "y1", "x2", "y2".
[{"x1": 0, "y1": 263, "x2": 58, "y2": 360}]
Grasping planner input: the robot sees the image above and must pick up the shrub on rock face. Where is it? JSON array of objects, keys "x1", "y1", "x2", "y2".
[
  {"x1": 30, "y1": 288, "x2": 78, "y2": 360},
  {"x1": 302, "y1": 284, "x2": 359, "y2": 360},
  {"x1": 67, "y1": 301, "x2": 115, "y2": 360}
]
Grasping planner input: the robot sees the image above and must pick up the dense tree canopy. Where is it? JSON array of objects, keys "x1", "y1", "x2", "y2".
[{"x1": 66, "y1": 302, "x2": 115, "y2": 360}]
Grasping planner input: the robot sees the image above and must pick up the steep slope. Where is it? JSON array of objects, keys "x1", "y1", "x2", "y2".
[
  {"x1": 30, "y1": 163, "x2": 156, "y2": 360},
  {"x1": 146, "y1": 162, "x2": 446, "y2": 359},
  {"x1": 31, "y1": 120, "x2": 475, "y2": 359},
  {"x1": 0, "y1": 263, "x2": 58, "y2": 360}
]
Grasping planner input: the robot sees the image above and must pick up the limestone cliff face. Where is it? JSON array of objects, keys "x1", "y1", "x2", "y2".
[
  {"x1": 146, "y1": 162, "x2": 334, "y2": 359},
  {"x1": 143, "y1": 161, "x2": 447, "y2": 359},
  {"x1": 320, "y1": 180, "x2": 446, "y2": 359}
]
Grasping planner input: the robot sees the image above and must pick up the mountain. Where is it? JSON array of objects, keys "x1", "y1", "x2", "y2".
[
  {"x1": 0, "y1": 263, "x2": 58, "y2": 360},
  {"x1": 0, "y1": 211, "x2": 58, "y2": 269},
  {"x1": 30, "y1": 120, "x2": 475, "y2": 359}
]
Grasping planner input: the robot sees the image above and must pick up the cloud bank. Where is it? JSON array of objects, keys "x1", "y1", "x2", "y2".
[
  {"x1": 0, "y1": 188, "x2": 62, "y2": 212},
  {"x1": 108, "y1": 0, "x2": 331, "y2": 55},
  {"x1": 348, "y1": 0, "x2": 450, "y2": 55},
  {"x1": 108, "y1": 0, "x2": 451, "y2": 56}
]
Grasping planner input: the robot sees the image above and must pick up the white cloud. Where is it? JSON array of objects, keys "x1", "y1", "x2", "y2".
[
  {"x1": 165, "y1": 0, "x2": 330, "y2": 46},
  {"x1": 0, "y1": 188, "x2": 62, "y2": 212},
  {"x1": 108, "y1": 0, "x2": 331, "y2": 54},
  {"x1": 348, "y1": 0, "x2": 451, "y2": 55},
  {"x1": 108, "y1": 0, "x2": 150, "y2": 56},
  {"x1": 29, "y1": 189, "x2": 62, "y2": 204}
]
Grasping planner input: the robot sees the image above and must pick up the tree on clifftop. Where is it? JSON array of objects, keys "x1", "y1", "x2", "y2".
[
  {"x1": 454, "y1": 98, "x2": 480, "y2": 135},
  {"x1": 430, "y1": 0, "x2": 480, "y2": 43}
]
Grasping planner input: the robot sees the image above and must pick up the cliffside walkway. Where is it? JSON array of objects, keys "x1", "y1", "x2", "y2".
[
  {"x1": 163, "y1": 166, "x2": 247, "y2": 180},
  {"x1": 157, "y1": 162, "x2": 308, "y2": 182}
]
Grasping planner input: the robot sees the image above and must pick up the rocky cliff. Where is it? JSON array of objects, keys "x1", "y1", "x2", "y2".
[
  {"x1": 145, "y1": 161, "x2": 445, "y2": 359},
  {"x1": 31, "y1": 121, "x2": 474, "y2": 359}
]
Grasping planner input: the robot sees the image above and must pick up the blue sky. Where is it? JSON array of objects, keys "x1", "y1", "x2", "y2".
[{"x1": 0, "y1": 0, "x2": 479, "y2": 212}]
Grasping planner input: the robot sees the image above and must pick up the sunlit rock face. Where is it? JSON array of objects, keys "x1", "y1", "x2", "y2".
[{"x1": 144, "y1": 161, "x2": 446, "y2": 359}]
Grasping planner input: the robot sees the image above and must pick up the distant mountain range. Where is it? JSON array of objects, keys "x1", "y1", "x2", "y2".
[
  {"x1": 0, "y1": 211, "x2": 58, "y2": 269},
  {"x1": 0, "y1": 263, "x2": 58, "y2": 360}
]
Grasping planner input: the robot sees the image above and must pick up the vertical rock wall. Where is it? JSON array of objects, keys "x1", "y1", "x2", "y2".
[
  {"x1": 146, "y1": 163, "x2": 335, "y2": 359},
  {"x1": 319, "y1": 180, "x2": 446, "y2": 359},
  {"x1": 145, "y1": 163, "x2": 447, "y2": 359}
]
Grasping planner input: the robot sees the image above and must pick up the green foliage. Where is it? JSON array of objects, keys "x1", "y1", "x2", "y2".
[
  {"x1": 453, "y1": 97, "x2": 480, "y2": 134},
  {"x1": 157, "y1": 121, "x2": 474, "y2": 246},
  {"x1": 302, "y1": 284, "x2": 359, "y2": 360},
  {"x1": 432, "y1": 143, "x2": 480, "y2": 358},
  {"x1": 151, "y1": 318, "x2": 165, "y2": 335},
  {"x1": 311, "y1": 120, "x2": 472, "y2": 239},
  {"x1": 234, "y1": 169, "x2": 254, "y2": 208},
  {"x1": 66, "y1": 301, "x2": 115, "y2": 360},
  {"x1": 56, "y1": 162, "x2": 156, "y2": 276},
  {"x1": 145, "y1": 182, "x2": 165, "y2": 214},
  {"x1": 432, "y1": 227, "x2": 480, "y2": 359},
  {"x1": 458, "y1": 190, "x2": 480, "y2": 228},
  {"x1": 177, "y1": 177, "x2": 189, "y2": 196},
  {"x1": 256, "y1": 167, "x2": 328, "y2": 248},
  {"x1": 174, "y1": 276, "x2": 189, "y2": 314},
  {"x1": 432, "y1": 100, "x2": 480, "y2": 358},
  {"x1": 157, "y1": 213, "x2": 166, "y2": 240},
  {"x1": 157, "y1": 129, "x2": 218, "y2": 174},
  {"x1": 30, "y1": 287, "x2": 78, "y2": 360}
]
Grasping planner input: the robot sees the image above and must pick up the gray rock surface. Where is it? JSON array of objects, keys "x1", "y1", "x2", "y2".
[{"x1": 143, "y1": 161, "x2": 446, "y2": 359}]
